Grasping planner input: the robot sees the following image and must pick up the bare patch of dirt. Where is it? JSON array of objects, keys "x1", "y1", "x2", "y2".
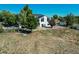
[{"x1": 0, "y1": 29, "x2": 79, "y2": 54}]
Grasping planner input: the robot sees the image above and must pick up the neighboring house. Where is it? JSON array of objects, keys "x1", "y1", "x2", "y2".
[
  {"x1": 59, "y1": 22, "x2": 66, "y2": 26},
  {"x1": 55, "y1": 18, "x2": 66, "y2": 26},
  {"x1": 33, "y1": 14, "x2": 51, "y2": 28},
  {"x1": 72, "y1": 24, "x2": 79, "y2": 30}
]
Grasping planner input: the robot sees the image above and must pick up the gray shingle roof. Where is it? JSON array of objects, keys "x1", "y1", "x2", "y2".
[
  {"x1": 33, "y1": 14, "x2": 51, "y2": 21},
  {"x1": 33, "y1": 14, "x2": 45, "y2": 18}
]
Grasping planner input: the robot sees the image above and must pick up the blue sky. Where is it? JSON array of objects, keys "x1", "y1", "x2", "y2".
[{"x1": 0, "y1": 4, "x2": 79, "y2": 17}]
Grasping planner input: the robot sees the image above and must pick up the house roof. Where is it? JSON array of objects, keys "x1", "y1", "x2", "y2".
[
  {"x1": 33, "y1": 14, "x2": 45, "y2": 18},
  {"x1": 33, "y1": 14, "x2": 51, "y2": 22}
]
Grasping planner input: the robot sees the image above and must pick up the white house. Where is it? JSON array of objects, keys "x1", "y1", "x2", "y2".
[{"x1": 33, "y1": 14, "x2": 51, "y2": 28}]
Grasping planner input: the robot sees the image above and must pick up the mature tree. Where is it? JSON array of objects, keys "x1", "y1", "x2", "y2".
[
  {"x1": 0, "y1": 10, "x2": 17, "y2": 26},
  {"x1": 25, "y1": 16, "x2": 38, "y2": 29},
  {"x1": 75, "y1": 16, "x2": 79, "y2": 24},
  {"x1": 65, "y1": 13, "x2": 75, "y2": 27},
  {"x1": 0, "y1": 10, "x2": 7, "y2": 22},
  {"x1": 19, "y1": 5, "x2": 38, "y2": 29},
  {"x1": 49, "y1": 15, "x2": 59, "y2": 27},
  {"x1": 49, "y1": 17, "x2": 55, "y2": 27},
  {"x1": 78, "y1": 17, "x2": 79, "y2": 24},
  {"x1": 59, "y1": 16, "x2": 64, "y2": 21},
  {"x1": 0, "y1": 12, "x2": 3, "y2": 22},
  {"x1": 53, "y1": 15, "x2": 59, "y2": 19}
]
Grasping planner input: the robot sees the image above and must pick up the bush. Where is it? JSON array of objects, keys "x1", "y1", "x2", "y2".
[
  {"x1": 8, "y1": 29, "x2": 16, "y2": 32},
  {"x1": 0, "y1": 25, "x2": 4, "y2": 33},
  {"x1": 4, "y1": 29, "x2": 16, "y2": 33}
]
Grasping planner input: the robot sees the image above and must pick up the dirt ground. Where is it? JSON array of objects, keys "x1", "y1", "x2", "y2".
[{"x1": 0, "y1": 29, "x2": 79, "y2": 54}]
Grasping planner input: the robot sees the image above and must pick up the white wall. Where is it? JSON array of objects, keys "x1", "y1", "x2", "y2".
[{"x1": 39, "y1": 16, "x2": 50, "y2": 27}]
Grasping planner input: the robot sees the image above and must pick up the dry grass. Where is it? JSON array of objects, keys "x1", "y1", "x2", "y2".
[{"x1": 0, "y1": 29, "x2": 79, "y2": 54}]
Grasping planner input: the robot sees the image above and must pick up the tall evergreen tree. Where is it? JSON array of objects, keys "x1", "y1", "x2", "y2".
[
  {"x1": 65, "y1": 13, "x2": 75, "y2": 27},
  {"x1": 18, "y1": 5, "x2": 38, "y2": 29}
]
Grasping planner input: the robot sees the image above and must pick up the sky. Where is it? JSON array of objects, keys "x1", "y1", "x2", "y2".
[{"x1": 0, "y1": 4, "x2": 79, "y2": 17}]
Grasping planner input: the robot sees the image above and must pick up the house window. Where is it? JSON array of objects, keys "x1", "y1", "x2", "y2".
[
  {"x1": 48, "y1": 23, "x2": 50, "y2": 25},
  {"x1": 41, "y1": 18, "x2": 44, "y2": 22},
  {"x1": 47, "y1": 18, "x2": 49, "y2": 22},
  {"x1": 42, "y1": 24, "x2": 45, "y2": 27}
]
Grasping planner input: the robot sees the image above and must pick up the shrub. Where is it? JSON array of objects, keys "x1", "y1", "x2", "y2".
[
  {"x1": 5, "y1": 29, "x2": 16, "y2": 33},
  {"x1": 0, "y1": 25, "x2": 4, "y2": 33}
]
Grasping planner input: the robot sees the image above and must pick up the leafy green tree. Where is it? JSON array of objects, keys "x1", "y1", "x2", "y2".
[
  {"x1": 0, "y1": 12, "x2": 3, "y2": 22},
  {"x1": 0, "y1": 10, "x2": 17, "y2": 26},
  {"x1": 4, "y1": 14, "x2": 16, "y2": 26},
  {"x1": 0, "y1": 10, "x2": 7, "y2": 22},
  {"x1": 49, "y1": 15, "x2": 59, "y2": 27},
  {"x1": 59, "y1": 16, "x2": 64, "y2": 21},
  {"x1": 25, "y1": 16, "x2": 38, "y2": 29},
  {"x1": 65, "y1": 13, "x2": 75, "y2": 27},
  {"x1": 75, "y1": 16, "x2": 79, "y2": 24},
  {"x1": 19, "y1": 5, "x2": 38, "y2": 29},
  {"x1": 49, "y1": 17, "x2": 55, "y2": 27},
  {"x1": 53, "y1": 15, "x2": 59, "y2": 19},
  {"x1": 78, "y1": 17, "x2": 79, "y2": 24}
]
